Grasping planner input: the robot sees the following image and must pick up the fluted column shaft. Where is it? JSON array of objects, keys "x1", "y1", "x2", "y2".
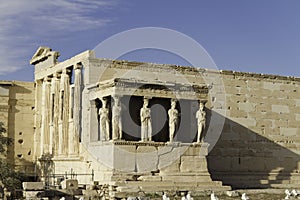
[
  {"x1": 41, "y1": 77, "x2": 51, "y2": 155},
  {"x1": 49, "y1": 74, "x2": 60, "y2": 155},
  {"x1": 69, "y1": 64, "x2": 82, "y2": 155},
  {"x1": 58, "y1": 70, "x2": 70, "y2": 156}
]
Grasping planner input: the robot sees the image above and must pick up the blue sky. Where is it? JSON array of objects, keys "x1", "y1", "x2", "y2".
[{"x1": 1, "y1": 0, "x2": 300, "y2": 81}]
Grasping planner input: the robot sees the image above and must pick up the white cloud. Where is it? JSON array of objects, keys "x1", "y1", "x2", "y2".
[{"x1": 0, "y1": 0, "x2": 115, "y2": 76}]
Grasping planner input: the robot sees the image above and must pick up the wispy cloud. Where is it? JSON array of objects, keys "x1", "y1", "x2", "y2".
[{"x1": 0, "y1": 0, "x2": 114, "y2": 76}]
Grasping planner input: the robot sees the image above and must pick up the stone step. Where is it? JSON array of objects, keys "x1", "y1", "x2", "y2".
[
  {"x1": 270, "y1": 183, "x2": 300, "y2": 189},
  {"x1": 161, "y1": 175, "x2": 213, "y2": 182},
  {"x1": 116, "y1": 182, "x2": 231, "y2": 193},
  {"x1": 114, "y1": 179, "x2": 231, "y2": 193}
]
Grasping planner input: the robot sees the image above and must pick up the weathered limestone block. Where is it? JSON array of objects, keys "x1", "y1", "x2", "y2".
[
  {"x1": 157, "y1": 145, "x2": 186, "y2": 171},
  {"x1": 232, "y1": 118, "x2": 256, "y2": 127},
  {"x1": 159, "y1": 159, "x2": 180, "y2": 173},
  {"x1": 229, "y1": 109, "x2": 248, "y2": 118},
  {"x1": 0, "y1": 87, "x2": 9, "y2": 96},
  {"x1": 280, "y1": 127, "x2": 298, "y2": 137},
  {"x1": 136, "y1": 146, "x2": 158, "y2": 172},
  {"x1": 23, "y1": 191, "x2": 43, "y2": 199},
  {"x1": 239, "y1": 157, "x2": 265, "y2": 172},
  {"x1": 272, "y1": 105, "x2": 289, "y2": 113},
  {"x1": 114, "y1": 145, "x2": 136, "y2": 173},
  {"x1": 295, "y1": 114, "x2": 300, "y2": 121},
  {"x1": 22, "y1": 182, "x2": 44, "y2": 191},
  {"x1": 208, "y1": 157, "x2": 233, "y2": 171},
  {"x1": 239, "y1": 131, "x2": 257, "y2": 141},
  {"x1": 137, "y1": 175, "x2": 162, "y2": 181},
  {"x1": 61, "y1": 179, "x2": 78, "y2": 190},
  {"x1": 288, "y1": 119, "x2": 299, "y2": 128},
  {"x1": 180, "y1": 156, "x2": 207, "y2": 172},
  {"x1": 263, "y1": 82, "x2": 281, "y2": 91},
  {"x1": 256, "y1": 119, "x2": 273, "y2": 128},
  {"x1": 287, "y1": 91, "x2": 299, "y2": 99},
  {"x1": 182, "y1": 146, "x2": 200, "y2": 156},
  {"x1": 238, "y1": 102, "x2": 256, "y2": 112},
  {"x1": 183, "y1": 145, "x2": 208, "y2": 156},
  {"x1": 115, "y1": 186, "x2": 140, "y2": 193},
  {"x1": 295, "y1": 99, "x2": 300, "y2": 107},
  {"x1": 161, "y1": 174, "x2": 212, "y2": 183}
]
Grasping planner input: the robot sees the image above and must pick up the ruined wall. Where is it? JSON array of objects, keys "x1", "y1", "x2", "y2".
[
  {"x1": 0, "y1": 81, "x2": 35, "y2": 174},
  {"x1": 207, "y1": 72, "x2": 300, "y2": 189}
]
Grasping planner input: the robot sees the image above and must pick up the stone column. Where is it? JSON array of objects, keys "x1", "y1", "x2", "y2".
[
  {"x1": 53, "y1": 74, "x2": 60, "y2": 156},
  {"x1": 58, "y1": 69, "x2": 70, "y2": 156},
  {"x1": 112, "y1": 95, "x2": 122, "y2": 140},
  {"x1": 49, "y1": 74, "x2": 60, "y2": 155},
  {"x1": 89, "y1": 100, "x2": 99, "y2": 142},
  {"x1": 69, "y1": 64, "x2": 82, "y2": 155},
  {"x1": 33, "y1": 80, "x2": 42, "y2": 158},
  {"x1": 68, "y1": 84, "x2": 74, "y2": 156},
  {"x1": 40, "y1": 79, "x2": 45, "y2": 155},
  {"x1": 40, "y1": 77, "x2": 51, "y2": 155},
  {"x1": 49, "y1": 76, "x2": 55, "y2": 154}
]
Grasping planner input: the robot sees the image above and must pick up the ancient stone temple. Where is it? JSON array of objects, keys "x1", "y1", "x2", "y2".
[
  {"x1": 28, "y1": 46, "x2": 300, "y2": 195},
  {"x1": 29, "y1": 46, "x2": 231, "y2": 194}
]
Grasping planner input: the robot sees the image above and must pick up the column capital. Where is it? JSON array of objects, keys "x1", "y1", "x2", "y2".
[
  {"x1": 62, "y1": 68, "x2": 71, "y2": 74},
  {"x1": 112, "y1": 94, "x2": 123, "y2": 99},
  {"x1": 43, "y1": 77, "x2": 51, "y2": 82},
  {"x1": 74, "y1": 63, "x2": 82, "y2": 70},
  {"x1": 52, "y1": 73, "x2": 61, "y2": 79}
]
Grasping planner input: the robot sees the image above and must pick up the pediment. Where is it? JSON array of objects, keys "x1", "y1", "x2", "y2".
[{"x1": 30, "y1": 46, "x2": 60, "y2": 65}]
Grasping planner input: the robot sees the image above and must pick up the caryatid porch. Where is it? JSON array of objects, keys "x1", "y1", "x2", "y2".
[
  {"x1": 86, "y1": 78, "x2": 230, "y2": 192},
  {"x1": 88, "y1": 78, "x2": 209, "y2": 143}
]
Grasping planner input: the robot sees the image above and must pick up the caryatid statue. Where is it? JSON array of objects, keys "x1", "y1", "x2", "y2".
[
  {"x1": 112, "y1": 96, "x2": 122, "y2": 140},
  {"x1": 140, "y1": 97, "x2": 152, "y2": 141},
  {"x1": 168, "y1": 99, "x2": 178, "y2": 142},
  {"x1": 196, "y1": 102, "x2": 206, "y2": 143},
  {"x1": 99, "y1": 98, "x2": 110, "y2": 141}
]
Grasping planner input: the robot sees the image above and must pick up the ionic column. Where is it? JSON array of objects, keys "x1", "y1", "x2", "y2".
[
  {"x1": 69, "y1": 64, "x2": 82, "y2": 155},
  {"x1": 58, "y1": 69, "x2": 70, "y2": 156},
  {"x1": 112, "y1": 95, "x2": 122, "y2": 140},
  {"x1": 41, "y1": 77, "x2": 51, "y2": 155},
  {"x1": 33, "y1": 80, "x2": 42, "y2": 158},
  {"x1": 49, "y1": 74, "x2": 60, "y2": 155}
]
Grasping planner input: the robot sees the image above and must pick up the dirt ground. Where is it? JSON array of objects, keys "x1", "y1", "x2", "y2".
[
  {"x1": 151, "y1": 193, "x2": 295, "y2": 200},
  {"x1": 189, "y1": 193, "x2": 287, "y2": 200},
  {"x1": 149, "y1": 190, "x2": 299, "y2": 200}
]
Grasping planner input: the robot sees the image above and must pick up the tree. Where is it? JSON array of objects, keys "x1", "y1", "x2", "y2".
[
  {"x1": 0, "y1": 122, "x2": 12, "y2": 154},
  {"x1": 0, "y1": 122, "x2": 25, "y2": 196}
]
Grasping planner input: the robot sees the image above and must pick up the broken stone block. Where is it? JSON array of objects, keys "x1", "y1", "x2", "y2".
[
  {"x1": 61, "y1": 179, "x2": 78, "y2": 190},
  {"x1": 226, "y1": 190, "x2": 239, "y2": 197},
  {"x1": 22, "y1": 182, "x2": 44, "y2": 191}
]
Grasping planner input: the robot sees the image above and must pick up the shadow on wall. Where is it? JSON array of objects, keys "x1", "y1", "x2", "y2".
[
  {"x1": 206, "y1": 110, "x2": 300, "y2": 189},
  {"x1": 7, "y1": 84, "x2": 35, "y2": 174}
]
